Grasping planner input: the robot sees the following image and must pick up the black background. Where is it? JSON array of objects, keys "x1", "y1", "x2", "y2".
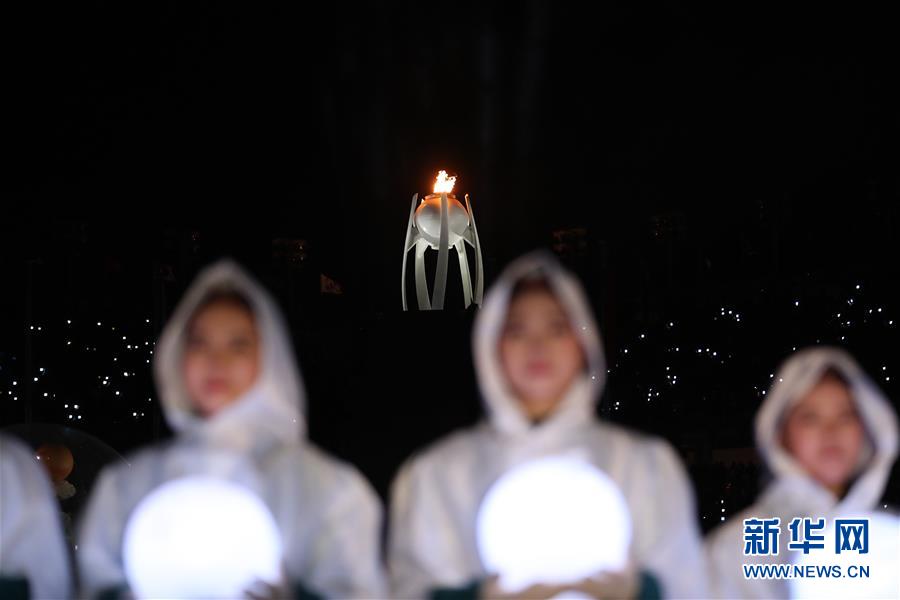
[{"x1": 3, "y1": 1, "x2": 898, "y2": 529}]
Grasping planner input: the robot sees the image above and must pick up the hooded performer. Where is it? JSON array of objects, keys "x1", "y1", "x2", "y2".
[
  {"x1": 387, "y1": 251, "x2": 707, "y2": 599},
  {"x1": 0, "y1": 434, "x2": 73, "y2": 600},
  {"x1": 705, "y1": 347, "x2": 899, "y2": 598},
  {"x1": 76, "y1": 259, "x2": 386, "y2": 599}
]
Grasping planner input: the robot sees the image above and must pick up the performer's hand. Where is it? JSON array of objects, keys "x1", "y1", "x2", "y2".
[
  {"x1": 479, "y1": 574, "x2": 569, "y2": 600},
  {"x1": 567, "y1": 565, "x2": 639, "y2": 600},
  {"x1": 243, "y1": 578, "x2": 290, "y2": 600},
  {"x1": 243, "y1": 565, "x2": 291, "y2": 600}
]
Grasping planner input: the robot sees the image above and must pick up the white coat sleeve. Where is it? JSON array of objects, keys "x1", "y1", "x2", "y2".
[
  {"x1": 705, "y1": 522, "x2": 745, "y2": 599},
  {"x1": 705, "y1": 515, "x2": 789, "y2": 600},
  {"x1": 636, "y1": 440, "x2": 709, "y2": 599},
  {"x1": 387, "y1": 458, "x2": 476, "y2": 600},
  {"x1": 0, "y1": 438, "x2": 73, "y2": 600},
  {"x1": 75, "y1": 466, "x2": 131, "y2": 599},
  {"x1": 299, "y1": 467, "x2": 388, "y2": 599}
]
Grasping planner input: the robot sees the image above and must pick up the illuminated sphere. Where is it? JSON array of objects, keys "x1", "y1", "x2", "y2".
[
  {"x1": 123, "y1": 476, "x2": 282, "y2": 599},
  {"x1": 476, "y1": 455, "x2": 632, "y2": 594},
  {"x1": 789, "y1": 512, "x2": 899, "y2": 599},
  {"x1": 35, "y1": 443, "x2": 74, "y2": 483},
  {"x1": 414, "y1": 194, "x2": 470, "y2": 247}
]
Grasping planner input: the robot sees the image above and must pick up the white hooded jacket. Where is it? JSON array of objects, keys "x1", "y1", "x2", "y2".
[
  {"x1": 705, "y1": 347, "x2": 899, "y2": 598},
  {"x1": 0, "y1": 434, "x2": 73, "y2": 599},
  {"x1": 387, "y1": 251, "x2": 708, "y2": 599},
  {"x1": 76, "y1": 259, "x2": 387, "y2": 599}
]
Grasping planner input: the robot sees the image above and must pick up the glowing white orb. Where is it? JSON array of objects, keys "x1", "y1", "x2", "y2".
[
  {"x1": 476, "y1": 455, "x2": 632, "y2": 594},
  {"x1": 790, "y1": 512, "x2": 899, "y2": 599},
  {"x1": 123, "y1": 476, "x2": 282, "y2": 599}
]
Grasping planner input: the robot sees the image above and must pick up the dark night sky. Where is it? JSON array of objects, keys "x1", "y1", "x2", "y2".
[{"x1": 3, "y1": 2, "x2": 899, "y2": 525}]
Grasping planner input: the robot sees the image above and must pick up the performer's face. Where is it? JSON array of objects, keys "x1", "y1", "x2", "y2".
[
  {"x1": 499, "y1": 287, "x2": 585, "y2": 421},
  {"x1": 183, "y1": 301, "x2": 261, "y2": 418},
  {"x1": 781, "y1": 374, "x2": 865, "y2": 495}
]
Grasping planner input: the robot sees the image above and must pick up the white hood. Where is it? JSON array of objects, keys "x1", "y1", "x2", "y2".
[
  {"x1": 472, "y1": 251, "x2": 606, "y2": 437},
  {"x1": 153, "y1": 259, "x2": 306, "y2": 450},
  {"x1": 755, "y1": 346, "x2": 898, "y2": 513}
]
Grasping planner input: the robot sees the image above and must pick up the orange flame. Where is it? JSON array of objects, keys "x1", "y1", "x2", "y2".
[{"x1": 433, "y1": 170, "x2": 457, "y2": 194}]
